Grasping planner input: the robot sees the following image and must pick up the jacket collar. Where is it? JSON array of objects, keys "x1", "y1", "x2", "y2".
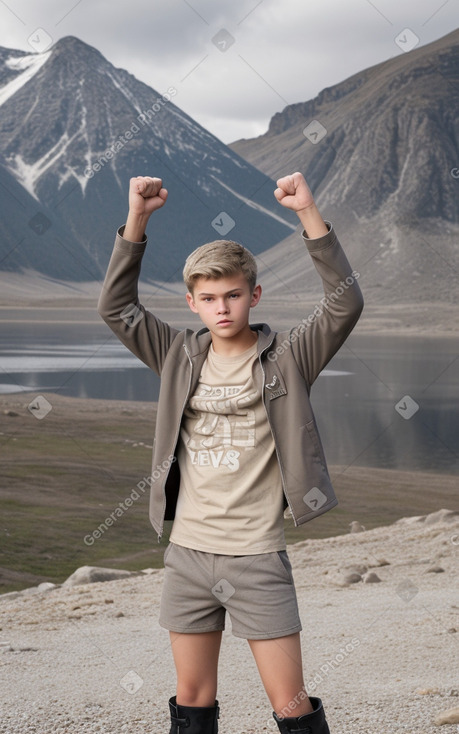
[{"x1": 184, "y1": 322, "x2": 276, "y2": 358}]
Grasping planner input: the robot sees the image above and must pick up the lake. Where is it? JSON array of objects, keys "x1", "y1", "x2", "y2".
[{"x1": 0, "y1": 314, "x2": 457, "y2": 474}]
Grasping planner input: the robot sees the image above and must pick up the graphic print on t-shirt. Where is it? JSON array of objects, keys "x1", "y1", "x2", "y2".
[
  {"x1": 183, "y1": 380, "x2": 258, "y2": 472},
  {"x1": 170, "y1": 340, "x2": 285, "y2": 553}
]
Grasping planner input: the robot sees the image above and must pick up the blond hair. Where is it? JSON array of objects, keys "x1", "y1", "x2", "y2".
[{"x1": 183, "y1": 239, "x2": 257, "y2": 293}]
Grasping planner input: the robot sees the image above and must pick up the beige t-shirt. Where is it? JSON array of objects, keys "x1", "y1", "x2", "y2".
[{"x1": 169, "y1": 336, "x2": 286, "y2": 554}]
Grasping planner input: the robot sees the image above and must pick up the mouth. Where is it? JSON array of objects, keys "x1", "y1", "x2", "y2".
[{"x1": 217, "y1": 319, "x2": 233, "y2": 326}]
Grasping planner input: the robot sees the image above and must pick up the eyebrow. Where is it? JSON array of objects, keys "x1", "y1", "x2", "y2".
[{"x1": 197, "y1": 287, "x2": 244, "y2": 297}]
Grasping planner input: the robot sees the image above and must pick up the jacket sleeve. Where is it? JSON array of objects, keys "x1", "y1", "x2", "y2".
[
  {"x1": 97, "y1": 226, "x2": 181, "y2": 376},
  {"x1": 289, "y1": 223, "x2": 364, "y2": 387}
]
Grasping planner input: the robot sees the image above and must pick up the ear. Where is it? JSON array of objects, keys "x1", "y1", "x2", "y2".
[
  {"x1": 186, "y1": 291, "x2": 199, "y2": 313},
  {"x1": 250, "y1": 284, "x2": 262, "y2": 308}
]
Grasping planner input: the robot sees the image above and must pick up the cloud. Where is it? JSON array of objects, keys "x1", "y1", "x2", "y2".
[{"x1": 0, "y1": 0, "x2": 457, "y2": 142}]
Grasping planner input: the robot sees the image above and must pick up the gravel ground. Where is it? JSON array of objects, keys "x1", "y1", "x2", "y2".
[{"x1": 1, "y1": 510, "x2": 458, "y2": 734}]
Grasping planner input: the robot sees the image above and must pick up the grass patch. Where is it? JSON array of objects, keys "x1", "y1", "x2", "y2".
[{"x1": 1, "y1": 393, "x2": 457, "y2": 593}]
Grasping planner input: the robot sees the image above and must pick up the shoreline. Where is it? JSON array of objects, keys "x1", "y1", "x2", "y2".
[{"x1": 0, "y1": 301, "x2": 458, "y2": 336}]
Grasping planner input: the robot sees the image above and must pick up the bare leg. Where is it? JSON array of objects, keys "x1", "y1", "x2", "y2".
[
  {"x1": 169, "y1": 630, "x2": 222, "y2": 707},
  {"x1": 248, "y1": 633, "x2": 313, "y2": 717}
]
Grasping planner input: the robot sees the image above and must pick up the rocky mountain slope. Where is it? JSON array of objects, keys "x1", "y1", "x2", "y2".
[
  {"x1": 231, "y1": 29, "x2": 459, "y2": 305},
  {"x1": 0, "y1": 157, "x2": 100, "y2": 280},
  {"x1": 0, "y1": 37, "x2": 296, "y2": 283}
]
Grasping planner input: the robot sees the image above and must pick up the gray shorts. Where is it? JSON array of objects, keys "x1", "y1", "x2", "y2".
[{"x1": 159, "y1": 542, "x2": 302, "y2": 640}]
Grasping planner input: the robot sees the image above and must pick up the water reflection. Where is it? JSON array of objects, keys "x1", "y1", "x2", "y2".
[{"x1": 0, "y1": 325, "x2": 457, "y2": 474}]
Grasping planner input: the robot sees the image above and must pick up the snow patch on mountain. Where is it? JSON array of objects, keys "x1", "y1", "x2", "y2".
[
  {"x1": 9, "y1": 119, "x2": 91, "y2": 199},
  {"x1": 8, "y1": 154, "x2": 40, "y2": 200},
  {"x1": 0, "y1": 51, "x2": 51, "y2": 107},
  {"x1": 79, "y1": 104, "x2": 94, "y2": 193}
]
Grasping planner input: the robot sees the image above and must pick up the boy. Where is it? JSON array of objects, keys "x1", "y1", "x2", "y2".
[{"x1": 98, "y1": 172, "x2": 363, "y2": 734}]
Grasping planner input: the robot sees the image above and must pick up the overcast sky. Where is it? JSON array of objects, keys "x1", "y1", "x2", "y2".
[{"x1": 0, "y1": 0, "x2": 457, "y2": 143}]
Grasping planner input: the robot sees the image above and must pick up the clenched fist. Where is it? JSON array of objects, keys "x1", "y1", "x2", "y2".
[
  {"x1": 274, "y1": 172, "x2": 314, "y2": 212},
  {"x1": 274, "y1": 171, "x2": 327, "y2": 238},
  {"x1": 123, "y1": 176, "x2": 168, "y2": 242},
  {"x1": 129, "y1": 176, "x2": 168, "y2": 217}
]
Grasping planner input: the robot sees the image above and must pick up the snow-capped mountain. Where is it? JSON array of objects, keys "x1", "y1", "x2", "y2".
[{"x1": 0, "y1": 36, "x2": 296, "y2": 282}]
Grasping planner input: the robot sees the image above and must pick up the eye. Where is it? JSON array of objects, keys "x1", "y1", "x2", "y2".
[{"x1": 229, "y1": 293, "x2": 240, "y2": 299}]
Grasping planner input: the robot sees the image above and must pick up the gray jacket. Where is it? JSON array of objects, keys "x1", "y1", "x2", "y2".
[{"x1": 98, "y1": 224, "x2": 363, "y2": 540}]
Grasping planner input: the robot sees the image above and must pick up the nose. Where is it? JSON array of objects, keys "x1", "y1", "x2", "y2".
[{"x1": 216, "y1": 298, "x2": 229, "y2": 314}]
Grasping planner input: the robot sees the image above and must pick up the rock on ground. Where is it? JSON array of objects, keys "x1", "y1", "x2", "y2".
[
  {"x1": 434, "y1": 706, "x2": 459, "y2": 725},
  {"x1": 62, "y1": 566, "x2": 136, "y2": 587}
]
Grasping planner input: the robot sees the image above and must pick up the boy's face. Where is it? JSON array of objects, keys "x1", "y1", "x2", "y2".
[{"x1": 186, "y1": 273, "x2": 261, "y2": 340}]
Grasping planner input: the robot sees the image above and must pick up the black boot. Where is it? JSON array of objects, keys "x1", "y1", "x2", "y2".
[
  {"x1": 168, "y1": 695, "x2": 219, "y2": 733},
  {"x1": 273, "y1": 696, "x2": 330, "y2": 733}
]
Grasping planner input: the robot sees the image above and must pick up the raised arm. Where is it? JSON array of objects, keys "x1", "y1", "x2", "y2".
[
  {"x1": 98, "y1": 176, "x2": 180, "y2": 376},
  {"x1": 274, "y1": 172, "x2": 364, "y2": 386}
]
